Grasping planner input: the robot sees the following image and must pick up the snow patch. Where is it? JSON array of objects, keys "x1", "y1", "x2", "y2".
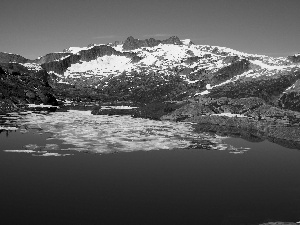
[
  {"x1": 181, "y1": 39, "x2": 192, "y2": 46},
  {"x1": 19, "y1": 63, "x2": 43, "y2": 71},
  {"x1": 33, "y1": 153, "x2": 73, "y2": 157},
  {"x1": 194, "y1": 90, "x2": 210, "y2": 96},
  {"x1": 206, "y1": 84, "x2": 212, "y2": 89},
  {"x1": 0, "y1": 126, "x2": 18, "y2": 131},
  {"x1": 211, "y1": 113, "x2": 247, "y2": 118},
  {"x1": 4, "y1": 150, "x2": 36, "y2": 153},
  {"x1": 27, "y1": 104, "x2": 59, "y2": 108},
  {"x1": 250, "y1": 60, "x2": 292, "y2": 70},
  {"x1": 112, "y1": 44, "x2": 123, "y2": 52},
  {"x1": 101, "y1": 106, "x2": 138, "y2": 109},
  {"x1": 64, "y1": 55, "x2": 133, "y2": 78}
]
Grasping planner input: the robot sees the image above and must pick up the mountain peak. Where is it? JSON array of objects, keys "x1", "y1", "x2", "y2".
[
  {"x1": 122, "y1": 36, "x2": 183, "y2": 50},
  {"x1": 162, "y1": 36, "x2": 182, "y2": 45}
]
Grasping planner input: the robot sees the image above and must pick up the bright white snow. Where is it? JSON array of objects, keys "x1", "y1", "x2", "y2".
[{"x1": 64, "y1": 55, "x2": 133, "y2": 78}]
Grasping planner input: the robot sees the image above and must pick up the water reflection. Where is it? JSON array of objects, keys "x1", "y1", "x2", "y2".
[{"x1": 1, "y1": 110, "x2": 250, "y2": 156}]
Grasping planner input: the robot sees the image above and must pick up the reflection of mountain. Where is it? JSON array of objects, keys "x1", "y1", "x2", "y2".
[{"x1": 3, "y1": 110, "x2": 250, "y2": 156}]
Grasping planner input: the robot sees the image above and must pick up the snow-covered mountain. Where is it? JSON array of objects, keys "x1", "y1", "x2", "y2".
[
  {"x1": 3, "y1": 36, "x2": 299, "y2": 80},
  {"x1": 16, "y1": 36, "x2": 298, "y2": 87},
  {"x1": 1, "y1": 36, "x2": 300, "y2": 107}
]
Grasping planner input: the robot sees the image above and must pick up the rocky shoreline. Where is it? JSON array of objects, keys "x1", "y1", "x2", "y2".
[
  {"x1": 90, "y1": 98, "x2": 300, "y2": 150},
  {"x1": 2, "y1": 94, "x2": 300, "y2": 151}
]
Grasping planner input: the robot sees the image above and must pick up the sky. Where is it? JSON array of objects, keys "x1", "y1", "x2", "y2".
[{"x1": 1, "y1": 0, "x2": 299, "y2": 59}]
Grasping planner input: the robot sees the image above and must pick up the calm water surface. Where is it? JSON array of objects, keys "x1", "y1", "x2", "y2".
[{"x1": 1, "y1": 110, "x2": 300, "y2": 225}]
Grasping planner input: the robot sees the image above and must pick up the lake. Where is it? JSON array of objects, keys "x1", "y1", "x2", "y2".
[{"x1": 1, "y1": 110, "x2": 300, "y2": 225}]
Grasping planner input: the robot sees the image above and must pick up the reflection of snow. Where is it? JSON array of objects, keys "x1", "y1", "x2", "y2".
[
  {"x1": 9, "y1": 110, "x2": 249, "y2": 155},
  {"x1": 4, "y1": 150, "x2": 36, "y2": 153},
  {"x1": 211, "y1": 113, "x2": 247, "y2": 118},
  {"x1": 101, "y1": 106, "x2": 138, "y2": 109},
  {"x1": 33, "y1": 153, "x2": 72, "y2": 157},
  {"x1": 27, "y1": 104, "x2": 59, "y2": 108},
  {"x1": 0, "y1": 126, "x2": 18, "y2": 131}
]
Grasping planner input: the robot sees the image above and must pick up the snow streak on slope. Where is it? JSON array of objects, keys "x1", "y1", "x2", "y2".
[
  {"x1": 19, "y1": 63, "x2": 43, "y2": 71},
  {"x1": 250, "y1": 60, "x2": 297, "y2": 71}
]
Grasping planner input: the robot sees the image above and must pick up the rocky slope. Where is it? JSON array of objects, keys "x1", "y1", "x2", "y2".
[
  {"x1": 0, "y1": 52, "x2": 29, "y2": 64},
  {"x1": 0, "y1": 63, "x2": 57, "y2": 113}
]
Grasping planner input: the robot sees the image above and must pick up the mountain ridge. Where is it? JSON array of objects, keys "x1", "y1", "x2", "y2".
[{"x1": 1, "y1": 35, "x2": 300, "y2": 116}]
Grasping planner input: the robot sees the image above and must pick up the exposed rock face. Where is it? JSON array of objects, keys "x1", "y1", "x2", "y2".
[
  {"x1": 33, "y1": 53, "x2": 73, "y2": 64},
  {"x1": 158, "y1": 95, "x2": 300, "y2": 144},
  {"x1": 222, "y1": 55, "x2": 240, "y2": 64},
  {"x1": 287, "y1": 54, "x2": 300, "y2": 63},
  {"x1": 0, "y1": 52, "x2": 29, "y2": 63},
  {"x1": 41, "y1": 54, "x2": 81, "y2": 75},
  {"x1": 279, "y1": 92, "x2": 300, "y2": 111},
  {"x1": 207, "y1": 69, "x2": 300, "y2": 105},
  {"x1": 161, "y1": 36, "x2": 183, "y2": 45},
  {"x1": 183, "y1": 56, "x2": 201, "y2": 65},
  {"x1": 122, "y1": 36, "x2": 183, "y2": 50},
  {"x1": 278, "y1": 79, "x2": 300, "y2": 111},
  {"x1": 89, "y1": 71, "x2": 190, "y2": 104},
  {"x1": 161, "y1": 97, "x2": 264, "y2": 120},
  {"x1": 0, "y1": 63, "x2": 58, "y2": 113},
  {"x1": 209, "y1": 59, "x2": 250, "y2": 85}
]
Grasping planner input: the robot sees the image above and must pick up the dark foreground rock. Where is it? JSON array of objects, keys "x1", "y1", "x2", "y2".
[
  {"x1": 91, "y1": 106, "x2": 138, "y2": 116},
  {"x1": 0, "y1": 63, "x2": 58, "y2": 113},
  {"x1": 158, "y1": 97, "x2": 300, "y2": 145},
  {"x1": 131, "y1": 102, "x2": 187, "y2": 120}
]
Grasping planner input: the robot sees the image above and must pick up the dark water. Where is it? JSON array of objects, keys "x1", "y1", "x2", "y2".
[{"x1": 1, "y1": 111, "x2": 300, "y2": 225}]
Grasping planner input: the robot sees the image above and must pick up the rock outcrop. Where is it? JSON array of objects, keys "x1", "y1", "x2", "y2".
[
  {"x1": 209, "y1": 59, "x2": 250, "y2": 85},
  {"x1": 0, "y1": 63, "x2": 58, "y2": 113},
  {"x1": 287, "y1": 54, "x2": 300, "y2": 63},
  {"x1": 159, "y1": 96, "x2": 300, "y2": 144},
  {"x1": 207, "y1": 69, "x2": 300, "y2": 106},
  {"x1": 123, "y1": 36, "x2": 183, "y2": 50}
]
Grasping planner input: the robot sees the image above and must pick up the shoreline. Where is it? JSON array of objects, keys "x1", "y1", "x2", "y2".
[{"x1": 2, "y1": 100, "x2": 300, "y2": 151}]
